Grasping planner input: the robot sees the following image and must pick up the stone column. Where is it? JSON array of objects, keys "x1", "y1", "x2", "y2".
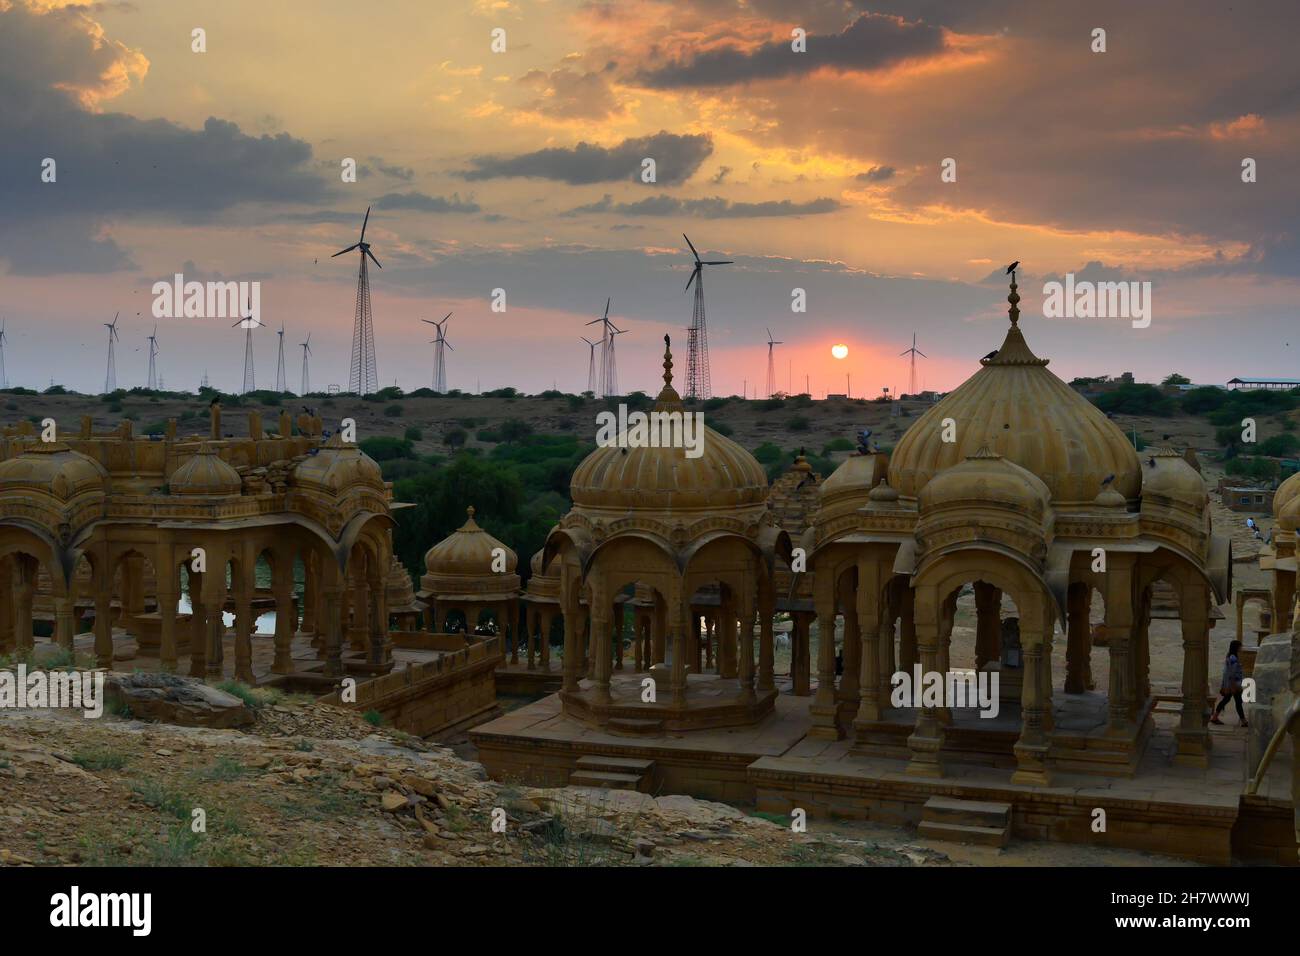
[
  {"x1": 613, "y1": 604, "x2": 624, "y2": 671},
  {"x1": 1134, "y1": 589, "x2": 1152, "y2": 711},
  {"x1": 739, "y1": 600, "x2": 756, "y2": 704},
  {"x1": 758, "y1": 587, "x2": 776, "y2": 694},
  {"x1": 1104, "y1": 559, "x2": 1137, "y2": 736},
  {"x1": 93, "y1": 590, "x2": 113, "y2": 669},
  {"x1": 204, "y1": 569, "x2": 226, "y2": 679},
  {"x1": 188, "y1": 569, "x2": 207, "y2": 677},
  {"x1": 837, "y1": 586, "x2": 861, "y2": 726},
  {"x1": 855, "y1": 600, "x2": 883, "y2": 725},
  {"x1": 670, "y1": 600, "x2": 688, "y2": 705},
  {"x1": 13, "y1": 571, "x2": 35, "y2": 654},
  {"x1": 651, "y1": 601, "x2": 666, "y2": 665},
  {"x1": 719, "y1": 600, "x2": 738, "y2": 679},
  {"x1": 367, "y1": 572, "x2": 388, "y2": 667},
  {"x1": 905, "y1": 589, "x2": 943, "y2": 777},
  {"x1": 322, "y1": 584, "x2": 344, "y2": 678},
  {"x1": 54, "y1": 596, "x2": 76, "y2": 652},
  {"x1": 898, "y1": 589, "x2": 917, "y2": 672},
  {"x1": 233, "y1": 571, "x2": 254, "y2": 684},
  {"x1": 158, "y1": 573, "x2": 179, "y2": 674},
  {"x1": 792, "y1": 613, "x2": 812, "y2": 696},
  {"x1": 974, "y1": 582, "x2": 1001, "y2": 671},
  {"x1": 302, "y1": 559, "x2": 318, "y2": 637},
  {"x1": 1012, "y1": 601, "x2": 1052, "y2": 785},
  {"x1": 541, "y1": 609, "x2": 554, "y2": 668},
  {"x1": 1175, "y1": 582, "x2": 1212, "y2": 767},
  {"x1": 809, "y1": 576, "x2": 840, "y2": 739},
  {"x1": 271, "y1": 557, "x2": 295, "y2": 675},
  {"x1": 561, "y1": 600, "x2": 580, "y2": 693},
  {"x1": 1064, "y1": 582, "x2": 1090, "y2": 694},
  {"x1": 703, "y1": 615, "x2": 714, "y2": 670},
  {"x1": 590, "y1": 609, "x2": 611, "y2": 703}
]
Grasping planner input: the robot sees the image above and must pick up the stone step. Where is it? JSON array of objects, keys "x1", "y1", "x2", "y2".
[
  {"x1": 917, "y1": 820, "x2": 1010, "y2": 848},
  {"x1": 606, "y1": 717, "x2": 665, "y2": 735},
  {"x1": 574, "y1": 755, "x2": 655, "y2": 776},
  {"x1": 921, "y1": 795, "x2": 1012, "y2": 828},
  {"x1": 569, "y1": 770, "x2": 645, "y2": 791}
]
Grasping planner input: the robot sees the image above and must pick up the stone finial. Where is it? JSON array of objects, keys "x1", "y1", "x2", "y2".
[
  {"x1": 467, "y1": 505, "x2": 476, "y2": 519},
  {"x1": 210, "y1": 401, "x2": 222, "y2": 440},
  {"x1": 1008, "y1": 276, "x2": 1020, "y2": 327},
  {"x1": 166, "y1": 419, "x2": 177, "y2": 440},
  {"x1": 279, "y1": 410, "x2": 292, "y2": 438},
  {"x1": 248, "y1": 410, "x2": 263, "y2": 441},
  {"x1": 79, "y1": 415, "x2": 92, "y2": 440},
  {"x1": 663, "y1": 334, "x2": 673, "y2": 390}
]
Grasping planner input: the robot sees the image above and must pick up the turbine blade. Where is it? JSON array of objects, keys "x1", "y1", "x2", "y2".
[
  {"x1": 361, "y1": 205, "x2": 371, "y2": 242},
  {"x1": 332, "y1": 244, "x2": 359, "y2": 257},
  {"x1": 683, "y1": 233, "x2": 699, "y2": 260},
  {"x1": 685, "y1": 266, "x2": 700, "y2": 292},
  {"x1": 445, "y1": 342, "x2": 454, "y2": 351},
  {"x1": 704, "y1": 260, "x2": 733, "y2": 265},
  {"x1": 916, "y1": 350, "x2": 927, "y2": 358},
  {"x1": 421, "y1": 318, "x2": 438, "y2": 326},
  {"x1": 365, "y1": 248, "x2": 382, "y2": 269},
  {"x1": 585, "y1": 317, "x2": 604, "y2": 326}
]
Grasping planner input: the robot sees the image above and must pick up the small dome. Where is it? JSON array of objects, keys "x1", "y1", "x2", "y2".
[
  {"x1": 424, "y1": 506, "x2": 517, "y2": 576},
  {"x1": 1273, "y1": 470, "x2": 1300, "y2": 522},
  {"x1": 819, "y1": 453, "x2": 888, "y2": 509},
  {"x1": 0, "y1": 442, "x2": 109, "y2": 500},
  {"x1": 292, "y1": 432, "x2": 384, "y2": 493},
  {"x1": 868, "y1": 478, "x2": 900, "y2": 504},
  {"x1": 170, "y1": 443, "x2": 241, "y2": 496},
  {"x1": 569, "y1": 338, "x2": 768, "y2": 513},
  {"x1": 1094, "y1": 485, "x2": 1127, "y2": 509},
  {"x1": 919, "y1": 445, "x2": 1051, "y2": 518},
  {"x1": 1140, "y1": 446, "x2": 1207, "y2": 512}
]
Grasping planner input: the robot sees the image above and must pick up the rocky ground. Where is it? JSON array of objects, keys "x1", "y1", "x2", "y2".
[{"x1": 0, "y1": 695, "x2": 959, "y2": 868}]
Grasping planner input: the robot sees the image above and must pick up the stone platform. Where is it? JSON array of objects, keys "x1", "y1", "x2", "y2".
[{"x1": 470, "y1": 673, "x2": 1296, "y2": 864}]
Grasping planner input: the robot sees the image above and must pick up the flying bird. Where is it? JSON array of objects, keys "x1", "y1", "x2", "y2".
[{"x1": 1100, "y1": 474, "x2": 1115, "y2": 487}]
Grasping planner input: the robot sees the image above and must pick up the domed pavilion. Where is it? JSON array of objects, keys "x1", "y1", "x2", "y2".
[
  {"x1": 807, "y1": 276, "x2": 1231, "y2": 783},
  {"x1": 419, "y1": 506, "x2": 522, "y2": 656},
  {"x1": 543, "y1": 336, "x2": 790, "y2": 730}
]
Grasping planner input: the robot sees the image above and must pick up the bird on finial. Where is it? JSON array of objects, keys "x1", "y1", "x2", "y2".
[
  {"x1": 1101, "y1": 474, "x2": 1115, "y2": 487},
  {"x1": 1006, "y1": 260, "x2": 1020, "y2": 280}
]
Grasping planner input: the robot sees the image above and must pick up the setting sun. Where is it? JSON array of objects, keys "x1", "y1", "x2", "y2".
[{"x1": 831, "y1": 344, "x2": 849, "y2": 360}]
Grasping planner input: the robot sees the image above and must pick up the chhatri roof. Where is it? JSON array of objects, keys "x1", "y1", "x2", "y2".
[
  {"x1": 169, "y1": 442, "x2": 241, "y2": 497},
  {"x1": 0, "y1": 441, "x2": 110, "y2": 500},
  {"x1": 569, "y1": 336, "x2": 768, "y2": 514},
  {"x1": 420, "y1": 506, "x2": 522, "y2": 602},
  {"x1": 888, "y1": 278, "x2": 1142, "y2": 508}
]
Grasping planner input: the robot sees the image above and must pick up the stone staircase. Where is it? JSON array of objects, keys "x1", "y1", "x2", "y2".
[
  {"x1": 917, "y1": 796, "x2": 1012, "y2": 847},
  {"x1": 568, "y1": 755, "x2": 655, "y2": 792}
]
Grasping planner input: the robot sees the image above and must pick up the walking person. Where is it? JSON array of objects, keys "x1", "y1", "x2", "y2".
[{"x1": 1210, "y1": 640, "x2": 1249, "y2": 727}]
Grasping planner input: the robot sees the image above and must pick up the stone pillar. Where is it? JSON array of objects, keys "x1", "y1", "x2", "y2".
[
  {"x1": 837, "y1": 586, "x2": 861, "y2": 726},
  {"x1": 905, "y1": 590, "x2": 943, "y2": 777},
  {"x1": 855, "y1": 598, "x2": 883, "y2": 725},
  {"x1": 233, "y1": 581, "x2": 254, "y2": 684},
  {"x1": 1012, "y1": 602, "x2": 1052, "y2": 785},
  {"x1": 13, "y1": 571, "x2": 35, "y2": 654},
  {"x1": 158, "y1": 574, "x2": 179, "y2": 674},
  {"x1": 205, "y1": 576, "x2": 226, "y2": 679},
  {"x1": 302, "y1": 560, "x2": 318, "y2": 637},
  {"x1": 1064, "y1": 583, "x2": 1090, "y2": 694},
  {"x1": 54, "y1": 596, "x2": 76, "y2": 652},
  {"x1": 758, "y1": 590, "x2": 776, "y2": 694},
  {"x1": 93, "y1": 590, "x2": 113, "y2": 669},
  {"x1": 974, "y1": 582, "x2": 1001, "y2": 671},
  {"x1": 809, "y1": 577, "x2": 840, "y2": 738},
  {"x1": 651, "y1": 601, "x2": 666, "y2": 665},
  {"x1": 367, "y1": 573, "x2": 388, "y2": 667},
  {"x1": 670, "y1": 601, "x2": 688, "y2": 705},
  {"x1": 1175, "y1": 583, "x2": 1212, "y2": 767},
  {"x1": 541, "y1": 609, "x2": 554, "y2": 668},
  {"x1": 613, "y1": 604, "x2": 624, "y2": 671},
  {"x1": 562, "y1": 601, "x2": 580, "y2": 693},
  {"x1": 272, "y1": 570, "x2": 295, "y2": 675},
  {"x1": 188, "y1": 569, "x2": 207, "y2": 677},
  {"x1": 590, "y1": 608, "x2": 611, "y2": 703},
  {"x1": 1104, "y1": 559, "x2": 1137, "y2": 736},
  {"x1": 738, "y1": 601, "x2": 756, "y2": 704},
  {"x1": 792, "y1": 613, "x2": 812, "y2": 696},
  {"x1": 1135, "y1": 589, "x2": 1152, "y2": 712},
  {"x1": 719, "y1": 600, "x2": 738, "y2": 679},
  {"x1": 898, "y1": 589, "x2": 917, "y2": 672},
  {"x1": 322, "y1": 585, "x2": 344, "y2": 678}
]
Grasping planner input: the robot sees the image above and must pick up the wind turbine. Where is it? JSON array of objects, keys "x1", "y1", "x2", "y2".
[
  {"x1": 146, "y1": 325, "x2": 159, "y2": 390},
  {"x1": 275, "y1": 323, "x2": 288, "y2": 392},
  {"x1": 331, "y1": 205, "x2": 381, "y2": 395},
  {"x1": 103, "y1": 312, "x2": 120, "y2": 393},
  {"x1": 0, "y1": 319, "x2": 9, "y2": 389},
  {"x1": 900, "y1": 332, "x2": 927, "y2": 397},
  {"x1": 299, "y1": 333, "x2": 312, "y2": 395},
  {"x1": 581, "y1": 337, "x2": 598, "y2": 395},
  {"x1": 234, "y1": 313, "x2": 262, "y2": 394},
  {"x1": 420, "y1": 313, "x2": 453, "y2": 393},
  {"x1": 765, "y1": 327, "x2": 783, "y2": 399},
  {"x1": 585, "y1": 298, "x2": 623, "y2": 398},
  {"x1": 682, "y1": 234, "x2": 732, "y2": 401}
]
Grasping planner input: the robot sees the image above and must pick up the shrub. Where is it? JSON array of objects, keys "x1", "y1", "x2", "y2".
[
  {"x1": 787, "y1": 415, "x2": 811, "y2": 432},
  {"x1": 404, "y1": 426, "x2": 423, "y2": 441},
  {"x1": 444, "y1": 427, "x2": 468, "y2": 450},
  {"x1": 822, "y1": 437, "x2": 855, "y2": 453},
  {"x1": 358, "y1": 436, "x2": 415, "y2": 461},
  {"x1": 383, "y1": 404, "x2": 404, "y2": 417},
  {"x1": 1260, "y1": 433, "x2": 1300, "y2": 457}
]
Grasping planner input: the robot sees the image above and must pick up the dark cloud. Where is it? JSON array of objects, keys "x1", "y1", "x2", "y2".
[
  {"x1": 566, "y1": 194, "x2": 842, "y2": 218},
  {"x1": 366, "y1": 158, "x2": 415, "y2": 181},
  {"x1": 518, "y1": 65, "x2": 622, "y2": 119},
  {"x1": 856, "y1": 165, "x2": 895, "y2": 182},
  {"x1": 372, "y1": 191, "x2": 481, "y2": 213},
  {"x1": 0, "y1": 1, "x2": 332, "y2": 275},
  {"x1": 461, "y1": 131, "x2": 713, "y2": 186},
  {"x1": 636, "y1": 13, "x2": 946, "y2": 88}
]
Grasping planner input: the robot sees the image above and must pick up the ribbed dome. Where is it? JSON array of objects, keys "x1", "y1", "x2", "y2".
[
  {"x1": 0, "y1": 442, "x2": 109, "y2": 500},
  {"x1": 1274, "y1": 470, "x2": 1300, "y2": 522},
  {"x1": 424, "y1": 506, "x2": 517, "y2": 576},
  {"x1": 292, "y1": 432, "x2": 384, "y2": 493},
  {"x1": 570, "y1": 338, "x2": 768, "y2": 512},
  {"x1": 170, "y1": 443, "x2": 241, "y2": 496},
  {"x1": 889, "y1": 281, "x2": 1140, "y2": 507},
  {"x1": 1140, "y1": 446, "x2": 1207, "y2": 511},
  {"x1": 918, "y1": 445, "x2": 1051, "y2": 518}
]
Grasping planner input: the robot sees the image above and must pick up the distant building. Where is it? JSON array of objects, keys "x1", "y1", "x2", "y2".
[
  {"x1": 1226, "y1": 376, "x2": 1300, "y2": 391},
  {"x1": 1223, "y1": 486, "x2": 1276, "y2": 514}
]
